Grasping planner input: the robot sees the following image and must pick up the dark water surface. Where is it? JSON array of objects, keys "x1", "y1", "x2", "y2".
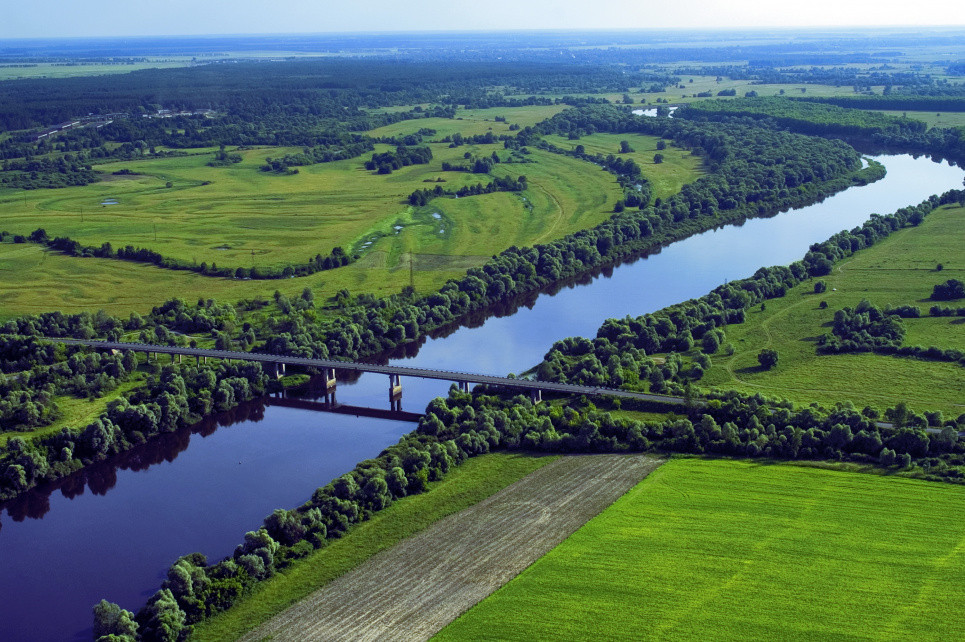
[{"x1": 0, "y1": 154, "x2": 961, "y2": 641}]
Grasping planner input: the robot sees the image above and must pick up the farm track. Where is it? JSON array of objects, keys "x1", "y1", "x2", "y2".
[{"x1": 239, "y1": 454, "x2": 663, "y2": 642}]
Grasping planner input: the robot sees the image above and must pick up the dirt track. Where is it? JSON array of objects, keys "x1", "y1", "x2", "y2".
[{"x1": 239, "y1": 454, "x2": 662, "y2": 642}]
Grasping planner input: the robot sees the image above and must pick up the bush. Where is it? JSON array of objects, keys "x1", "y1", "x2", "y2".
[{"x1": 757, "y1": 349, "x2": 778, "y2": 369}]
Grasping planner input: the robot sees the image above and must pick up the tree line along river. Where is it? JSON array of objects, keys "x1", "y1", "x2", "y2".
[{"x1": 0, "y1": 153, "x2": 962, "y2": 642}]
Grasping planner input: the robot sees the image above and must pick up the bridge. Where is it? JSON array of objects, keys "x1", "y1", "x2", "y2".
[{"x1": 53, "y1": 339, "x2": 687, "y2": 407}]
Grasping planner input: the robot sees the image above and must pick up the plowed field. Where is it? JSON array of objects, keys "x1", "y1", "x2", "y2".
[{"x1": 240, "y1": 454, "x2": 662, "y2": 642}]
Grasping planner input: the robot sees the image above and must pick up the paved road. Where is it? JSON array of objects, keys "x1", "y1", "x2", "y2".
[{"x1": 51, "y1": 339, "x2": 688, "y2": 406}]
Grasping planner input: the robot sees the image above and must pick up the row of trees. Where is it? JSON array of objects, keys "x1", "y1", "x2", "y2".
[
  {"x1": 536, "y1": 190, "x2": 965, "y2": 390},
  {"x1": 0, "y1": 349, "x2": 269, "y2": 501},
  {"x1": 679, "y1": 96, "x2": 927, "y2": 138},
  {"x1": 101, "y1": 376, "x2": 965, "y2": 640},
  {"x1": 38, "y1": 230, "x2": 353, "y2": 280},
  {"x1": 364, "y1": 145, "x2": 433, "y2": 174},
  {"x1": 232, "y1": 109, "x2": 876, "y2": 368},
  {"x1": 407, "y1": 175, "x2": 526, "y2": 206}
]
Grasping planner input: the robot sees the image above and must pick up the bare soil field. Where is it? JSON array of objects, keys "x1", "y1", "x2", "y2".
[{"x1": 240, "y1": 454, "x2": 663, "y2": 642}]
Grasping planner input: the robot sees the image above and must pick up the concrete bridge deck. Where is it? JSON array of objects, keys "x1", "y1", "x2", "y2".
[{"x1": 53, "y1": 339, "x2": 686, "y2": 406}]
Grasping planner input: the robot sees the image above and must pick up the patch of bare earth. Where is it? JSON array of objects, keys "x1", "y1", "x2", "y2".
[{"x1": 240, "y1": 454, "x2": 663, "y2": 642}]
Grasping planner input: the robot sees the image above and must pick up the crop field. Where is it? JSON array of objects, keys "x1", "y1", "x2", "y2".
[
  {"x1": 237, "y1": 454, "x2": 663, "y2": 642},
  {"x1": 436, "y1": 458, "x2": 965, "y2": 642},
  {"x1": 698, "y1": 202, "x2": 965, "y2": 415},
  {"x1": 191, "y1": 452, "x2": 561, "y2": 642}
]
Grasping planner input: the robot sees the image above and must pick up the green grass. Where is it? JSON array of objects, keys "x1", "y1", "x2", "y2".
[
  {"x1": 871, "y1": 110, "x2": 965, "y2": 130},
  {"x1": 0, "y1": 141, "x2": 635, "y2": 318},
  {"x1": 365, "y1": 105, "x2": 567, "y2": 139},
  {"x1": 190, "y1": 451, "x2": 558, "y2": 642},
  {"x1": 0, "y1": 239, "x2": 468, "y2": 321},
  {"x1": 435, "y1": 457, "x2": 965, "y2": 641},
  {"x1": 0, "y1": 372, "x2": 148, "y2": 446},
  {"x1": 0, "y1": 60, "x2": 191, "y2": 81},
  {"x1": 698, "y1": 203, "x2": 965, "y2": 416},
  {"x1": 554, "y1": 132, "x2": 705, "y2": 199}
]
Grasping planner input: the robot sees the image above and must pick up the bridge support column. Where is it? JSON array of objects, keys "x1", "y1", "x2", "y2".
[
  {"x1": 280, "y1": 363, "x2": 286, "y2": 376},
  {"x1": 196, "y1": 355, "x2": 201, "y2": 366},
  {"x1": 458, "y1": 381, "x2": 471, "y2": 393},
  {"x1": 390, "y1": 396, "x2": 403, "y2": 412},
  {"x1": 272, "y1": 363, "x2": 282, "y2": 380},
  {"x1": 324, "y1": 390, "x2": 336, "y2": 405},
  {"x1": 389, "y1": 374, "x2": 402, "y2": 397},
  {"x1": 177, "y1": 354, "x2": 182, "y2": 364},
  {"x1": 530, "y1": 389, "x2": 542, "y2": 405},
  {"x1": 323, "y1": 368, "x2": 336, "y2": 390}
]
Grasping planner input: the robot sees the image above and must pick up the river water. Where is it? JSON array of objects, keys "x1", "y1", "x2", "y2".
[{"x1": 0, "y1": 154, "x2": 961, "y2": 641}]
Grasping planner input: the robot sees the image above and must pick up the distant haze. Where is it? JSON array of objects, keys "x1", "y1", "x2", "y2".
[{"x1": 3, "y1": 0, "x2": 963, "y2": 39}]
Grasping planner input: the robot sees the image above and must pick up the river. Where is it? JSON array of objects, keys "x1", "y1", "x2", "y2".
[{"x1": 0, "y1": 154, "x2": 961, "y2": 641}]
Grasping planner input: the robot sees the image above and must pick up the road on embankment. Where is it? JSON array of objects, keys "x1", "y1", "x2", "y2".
[{"x1": 239, "y1": 454, "x2": 663, "y2": 642}]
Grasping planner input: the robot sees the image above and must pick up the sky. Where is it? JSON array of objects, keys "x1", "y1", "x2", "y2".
[{"x1": 2, "y1": 0, "x2": 963, "y2": 39}]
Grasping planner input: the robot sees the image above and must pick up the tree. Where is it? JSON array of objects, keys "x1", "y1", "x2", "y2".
[
  {"x1": 93, "y1": 600, "x2": 138, "y2": 639},
  {"x1": 758, "y1": 349, "x2": 778, "y2": 369},
  {"x1": 932, "y1": 279, "x2": 964, "y2": 301},
  {"x1": 619, "y1": 140, "x2": 634, "y2": 153},
  {"x1": 653, "y1": 153, "x2": 664, "y2": 164}
]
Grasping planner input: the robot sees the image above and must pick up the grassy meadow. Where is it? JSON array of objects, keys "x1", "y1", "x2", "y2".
[
  {"x1": 435, "y1": 458, "x2": 965, "y2": 641},
  {"x1": 554, "y1": 131, "x2": 704, "y2": 199},
  {"x1": 190, "y1": 452, "x2": 557, "y2": 642},
  {"x1": 0, "y1": 118, "x2": 704, "y2": 319},
  {"x1": 699, "y1": 203, "x2": 965, "y2": 416}
]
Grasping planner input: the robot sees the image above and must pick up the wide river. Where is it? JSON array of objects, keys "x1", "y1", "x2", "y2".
[{"x1": 0, "y1": 154, "x2": 962, "y2": 641}]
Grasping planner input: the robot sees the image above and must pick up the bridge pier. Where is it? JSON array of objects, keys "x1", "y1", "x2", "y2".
[
  {"x1": 323, "y1": 368, "x2": 336, "y2": 390},
  {"x1": 389, "y1": 373, "x2": 402, "y2": 397},
  {"x1": 530, "y1": 389, "x2": 542, "y2": 405},
  {"x1": 324, "y1": 390, "x2": 336, "y2": 405},
  {"x1": 458, "y1": 381, "x2": 471, "y2": 393},
  {"x1": 390, "y1": 396, "x2": 403, "y2": 412}
]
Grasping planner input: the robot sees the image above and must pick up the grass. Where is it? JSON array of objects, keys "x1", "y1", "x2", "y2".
[
  {"x1": 553, "y1": 132, "x2": 705, "y2": 200},
  {"x1": 0, "y1": 141, "x2": 634, "y2": 318},
  {"x1": 0, "y1": 240, "x2": 457, "y2": 320},
  {"x1": 871, "y1": 110, "x2": 965, "y2": 130},
  {"x1": 0, "y1": 373, "x2": 147, "y2": 446},
  {"x1": 364, "y1": 105, "x2": 567, "y2": 139},
  {"x1": 0, "y1": 60, "x2": 191, "y2": 81},
  {"x1": 698, "y1": 203, "x2": 965, "y2": 416},
  {"x1": 190, "y1": 451, "x2": 558, "y2": 642},
  {"x1": 435, "y1": 457, "x2": 965, "y2": 641}
]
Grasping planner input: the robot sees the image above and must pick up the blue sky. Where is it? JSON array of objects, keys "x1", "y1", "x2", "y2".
[{"x1": 3, "y1": 0, "x2": 963, "y2": 39}]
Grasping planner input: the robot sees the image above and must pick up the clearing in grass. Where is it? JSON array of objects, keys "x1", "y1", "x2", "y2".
[{"x1": 435, "y1": 457, "x2": 965, "y2": 641}]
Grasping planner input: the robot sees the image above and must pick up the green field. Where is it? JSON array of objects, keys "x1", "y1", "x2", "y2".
[
  {"x1": 436, "y1": 458, "x2": 965, "y2": 641},
  {"x1": 191, "y1": 452, "x2": 557, "y2": 642},
  {"x1": 554, "y1": 132, "x2": 704, "y2": 199},
  {"x1": 0, "y1": 60, "x2": 191, "y2": 81},
  {"x1": 0, "y1": 123, "x2": 705, "y2": 319},
  {"x1": 365, "y1": 105, "x2": 567, "y2": 138},
  {"x1": 872, "y1": 110, "x2": 965, "y2": 130},
  {"x1": 697, "y1": 203, "x2": 965, "y2": 416}
]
